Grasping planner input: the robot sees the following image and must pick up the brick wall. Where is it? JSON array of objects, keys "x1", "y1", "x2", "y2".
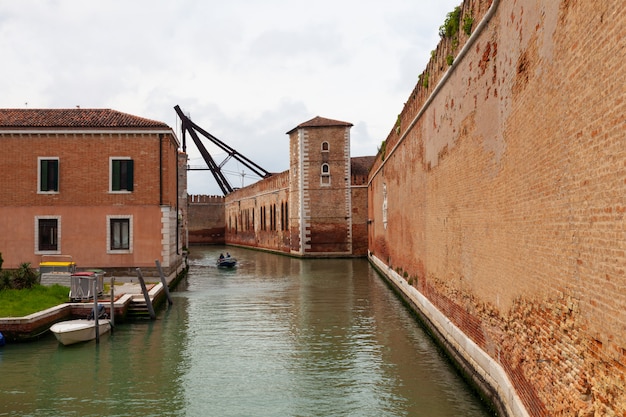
[
  {"x1": 187, "y1": 195, "x2": 226, "y2": 245},
  {"x1": 225, "y1": 171, "x2": 291, "y2": 252},
  {"x1": 369, "y1": 0, "x2": 625, "y2": 415},
  {"x1": 0, "y1": 131, "x2": 184, "y2": 271}
]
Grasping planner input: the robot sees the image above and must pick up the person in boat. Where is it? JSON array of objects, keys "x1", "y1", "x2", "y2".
[
  {"x1": 226, "y1": 252, "x2": 231, "y2": 258},
  {"x1": 219, "y1": 253, "x2": 224, "y2": 259}
]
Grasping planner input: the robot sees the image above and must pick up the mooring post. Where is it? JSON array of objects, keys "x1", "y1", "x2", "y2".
[
  {"x1": 93, "y1": 278, "x2": 100, "y2": 344},
  {"x1": 110, "y1": 277, "x2": 115, "y2": 329},
  {"x1": 155, "y1": 260, "x2": 173, "y2": 306},
  {"x1": 135, "y1": 268, "x2": 156, "y2": 320}
]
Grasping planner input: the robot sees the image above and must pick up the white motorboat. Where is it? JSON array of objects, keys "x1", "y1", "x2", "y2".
[{"x1": 50, "y1": 318, "x2": 111, "y2": 346}]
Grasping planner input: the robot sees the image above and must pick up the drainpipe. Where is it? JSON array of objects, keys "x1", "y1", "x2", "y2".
[
  {"x1": 176, "y1": 146, "x2": 180, "y2": 255},
  {"x1": 368, "y1": 0, "x2": 502, "y2": 183},
  {"x1": 159, "y1": 134, "x2": 164, "y2": 206}
]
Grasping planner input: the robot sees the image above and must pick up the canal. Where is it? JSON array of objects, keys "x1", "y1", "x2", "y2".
[{"x1": 0, "y1": 246, "x2": 494, "y2": 416}]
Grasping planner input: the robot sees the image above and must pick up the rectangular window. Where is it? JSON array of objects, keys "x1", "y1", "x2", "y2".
[
  {"x1": 39, "y1": 158, "x2": 59, "y2": 192},
  {"x1": 38, "y1": 218, "x2": 58, "y2": 251},
  {"x1": 110, "y1": 218, "x2": 130, "y2": 250},
  {"x1": 111, "y1": 158, "x2": 134, "y2": 192}
]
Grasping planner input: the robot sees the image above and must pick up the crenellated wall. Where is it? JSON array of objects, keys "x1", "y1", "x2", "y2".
[
  {"x1": 368, "y1": 0, "x2": 625, "y2": 415},
  {"x1": 187, "y1": 194, "x2": 226, "y2": 245}
]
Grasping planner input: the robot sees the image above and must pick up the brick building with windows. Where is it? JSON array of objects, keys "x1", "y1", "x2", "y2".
[
  {"x1": 0, "y1": 108, "x2": 186, "y2": 278},
  {"x1": 223, "y1": 116, "x2": 374, "y2": 257}
]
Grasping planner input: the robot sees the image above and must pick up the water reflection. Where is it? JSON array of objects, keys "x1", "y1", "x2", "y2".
[
  {"x1": 181, "y1": 247, "x2": 492, "y2": 417},
  {"x1": 0, "y1": 309, "x2": 188, "y2": 416},
  {"x1": 0, "y1": 246, "x2": 493, "y2": 417}
]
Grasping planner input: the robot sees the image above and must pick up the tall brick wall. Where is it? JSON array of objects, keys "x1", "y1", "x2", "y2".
[
  {"x1": 224, "y1": 171, "x2": 291, "y2": 252},
  {"x1": 369, "y1": 0, "x2": 625, "y2": 415},
  {"x1": 187, "y1": 194, "x2": 226, "y2": 245}
]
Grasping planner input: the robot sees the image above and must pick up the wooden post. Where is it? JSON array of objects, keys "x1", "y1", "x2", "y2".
[
  {"x1": 110, "y1": 277, "x2": 115, "y2": 329},
  {"x1": 93, "y1": 278, "x2": 99, "y2": 344},
  {"x1": 135, "y1": 268, "x2": 156, "y2": 320},
  {"x1": 155, "y1": 260, "x2": 173, "y2": 306}
]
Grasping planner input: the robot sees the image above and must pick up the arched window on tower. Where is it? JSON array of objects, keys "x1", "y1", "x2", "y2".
[
  {"x1": 321, "y1": 141, "x2": 329, "y2": 152},
  {"x1": 321, "y1": 163, "x2": 330, "y2": 186}
]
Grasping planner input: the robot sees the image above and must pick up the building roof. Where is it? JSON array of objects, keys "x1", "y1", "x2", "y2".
[
  {"x1": 0, "y1": 108, "x2": 170, "y2": 129},
  {"x1": 286, "y1": 116, "x2": 353, "y2": 134},
  {"x1": 351, "y1": 156, "x2": 376, "y2": 177}
]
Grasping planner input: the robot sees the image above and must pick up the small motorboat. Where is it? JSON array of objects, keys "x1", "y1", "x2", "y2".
[
  {"x1": 50, "y1": 305, "x2": 111, "y2": 345},
  {"x1": 216, "y1": 255, "x2": 237, "y2": 269},
  {"x1": 50, "y1": 319, "x2": 111, "y2": 345}
]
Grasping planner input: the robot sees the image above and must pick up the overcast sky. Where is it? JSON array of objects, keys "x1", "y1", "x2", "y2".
[{"x1": 1, "y1": 0, "x2": 460, "y2": 195}]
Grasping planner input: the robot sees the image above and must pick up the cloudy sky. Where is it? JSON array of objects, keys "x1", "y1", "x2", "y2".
[{"x1": 1, "y1": 0, "x2": 460, "y2": 195}]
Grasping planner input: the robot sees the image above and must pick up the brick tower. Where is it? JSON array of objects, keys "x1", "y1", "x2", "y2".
[{"x1": 287, "y1": 116, "x2": 353, "y2": 256}]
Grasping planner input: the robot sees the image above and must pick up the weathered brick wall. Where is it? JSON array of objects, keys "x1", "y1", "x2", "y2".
[
  {"x1": 369, "y1": 0, "x2": 625, "y2": 415},
  {"x1": 0, "y1": 133, "x2": 174, "y2": 206},
  {"x1": 351, "y1": 185, "x2": 369, "y2": 256},
  {"x1": 187, "y1": 195, "x2": 226, "y2": 245},
  {"x1": 225, "y1": 171, "x2": 291, "y2": 252}
]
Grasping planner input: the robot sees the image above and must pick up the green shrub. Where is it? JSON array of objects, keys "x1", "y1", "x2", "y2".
[
  {"x1": 11, "y1": 263, "x2": 39, "y2": 290},
  {"x1": 378, "y1": 140, "x2": 387, "y2": 161},
  {"x1": 439, "y1": 7, "x2": 461, "y2": 39},
  {"x1": 463, "y1": 14, "x2": 474, "y2": 36},
  {"x1": 0, "y1": 271, "x2": 10, "y2": 291}
]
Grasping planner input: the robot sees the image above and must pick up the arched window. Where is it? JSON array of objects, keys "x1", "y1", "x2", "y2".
[
  {"x1": 321, "y1": 141, "x2": 329, "y2": 152},
  {"x1": 321, "y1": 163, "x2": 330, "y2": 185}
]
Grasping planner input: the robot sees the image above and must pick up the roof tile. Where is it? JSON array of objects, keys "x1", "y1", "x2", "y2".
[
  {"x1": 0, "y1": 108, "x2": 169, "y2": 129},
  {"x1": 287, "y1": 116, "x2": 353, "y2": 134}
]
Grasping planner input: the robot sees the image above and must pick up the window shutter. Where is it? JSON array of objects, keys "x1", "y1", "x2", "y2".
[
  {"x1": 112, "y1": 160, "x2": 121, "y2": 190},
  {"x1": 50, "y1": 160, "x2": 58, "y2": 191},
  {"x1": 126, "y1": 160, "x2": 134, "y2": 191},
  {"x1": 41, "y1": 160, "x2": 48, "y2": 191}
]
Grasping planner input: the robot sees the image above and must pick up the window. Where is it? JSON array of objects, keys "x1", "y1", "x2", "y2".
[
  {"x1": 321, "y1": 163, "x2": 330, "y2": 185},
  {"x1": 110, "y1": 158, "x2": 134, "y2": 192},
  {"x1": 107, "y1": 216, "x2": 132, "y2": 253},
  {"x1": 261, "y1": 206, "x2": 267, "y2": 231},
  {"x1": 35, "y1": 216, "x2": 61, "y2": 253},
  {"x1": 38, "y1": 158, "x2": 59, "y2": 193},
  {"x1": 321, "y1": 142, "x2": 329, "y2": 152},
  {"x1": 283, "y1": 202, "x2": 288, "y2": 230}
]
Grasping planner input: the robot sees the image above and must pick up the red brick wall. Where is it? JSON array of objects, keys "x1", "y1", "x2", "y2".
[
  {"x1": 0, "y1": 132, "x2": 178, "y2": 206},
  {"x1": 369, "y1": 0, "x2": 625, "y2": 415},
  {"x1": 187, "y1": 195, "x2": 226, "y2": 245},
  {"x1": 351, "y1": 185, "x2": 369, "y2": 256},
  {"x1": 0, "y1": 131, "x2": 183, "y2": 271},
  {"x1": 225, "y1": 171, "x2": 291, "y2": 253}
]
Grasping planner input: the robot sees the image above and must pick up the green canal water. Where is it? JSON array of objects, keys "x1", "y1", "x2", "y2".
[{"x1": 0, "y1": 246, "x2": 494, "y2": 416}]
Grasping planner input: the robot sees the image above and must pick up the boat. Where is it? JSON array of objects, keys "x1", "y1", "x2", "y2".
[
  {"x1": 216, "y1": 256, "x2": 237, "y2": 268},
  {"x1": 50, "y1": 319, "x2": 111, "y2": 345},
  {"x1": 50, "y1": 305, "x2": 111, "y2": 345}
]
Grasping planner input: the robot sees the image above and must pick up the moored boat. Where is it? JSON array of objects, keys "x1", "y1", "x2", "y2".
[{"x1": 50, "y1": 319, "x2": 111, "y2": 345}]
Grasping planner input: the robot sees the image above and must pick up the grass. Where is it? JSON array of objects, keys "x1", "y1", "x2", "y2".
[{"x1": 0, "y1": 284, "x2": 69, "y2": 317}]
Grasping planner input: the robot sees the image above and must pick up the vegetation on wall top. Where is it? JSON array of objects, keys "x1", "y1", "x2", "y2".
[{"x1": 439, "y1": 6, "x2": 462, "y2": 39}]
